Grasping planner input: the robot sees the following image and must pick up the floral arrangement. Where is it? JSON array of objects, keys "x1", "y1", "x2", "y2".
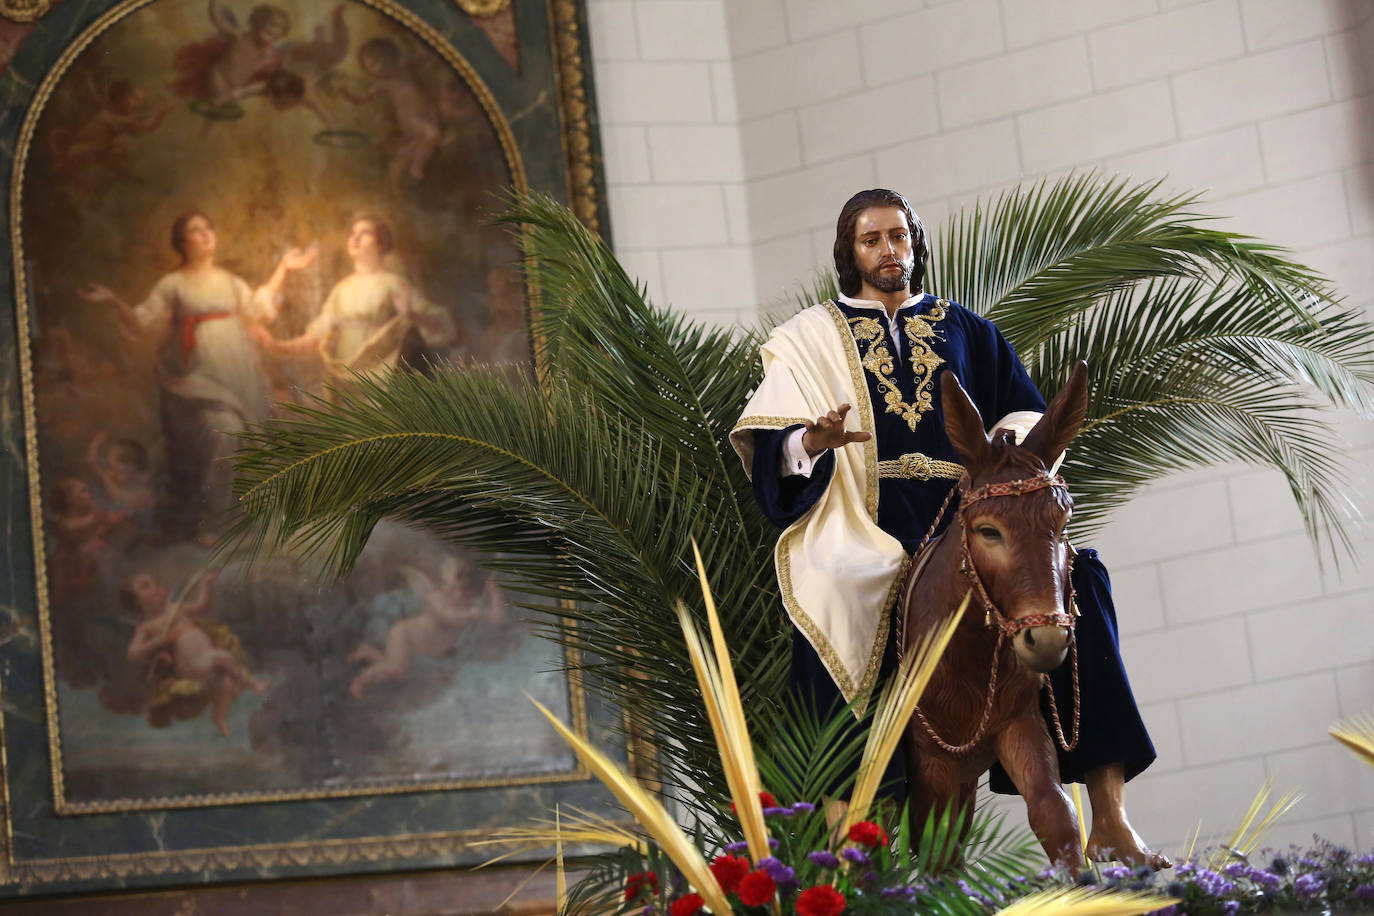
[
  {"x1": 488, "y1": 547, "x2": 1174, "y2": 916},
  {"x1": 480, "y1": 552, "x2": 1374, "y2": 916},
  {"x1": 625, "y1": 800, "x2": 911, "y2": 916},
  {"x1": 986, "y1": 838, "x2": 1374, "y2": 916},
  {"x1": 1154, "y1": 840, "x2": 1374, "y2": 915}
]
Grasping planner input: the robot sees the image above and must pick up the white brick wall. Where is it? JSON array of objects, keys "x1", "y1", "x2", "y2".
[
  {"x1": 588, "y1": 0, "x2": 1374, "y2": 856},
  {"x1": 586, "y1": 0, "x2": 752, "y2": 327}
]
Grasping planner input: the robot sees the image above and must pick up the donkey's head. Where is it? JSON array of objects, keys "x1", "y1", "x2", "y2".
[{"x1": 939, "y1": 362, "x2": 1089, "y2": 673}]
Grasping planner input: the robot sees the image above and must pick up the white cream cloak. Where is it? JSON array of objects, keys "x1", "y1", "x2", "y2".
[{"x1": 729, "y1": 301, "x2": 904, "y2": 711}]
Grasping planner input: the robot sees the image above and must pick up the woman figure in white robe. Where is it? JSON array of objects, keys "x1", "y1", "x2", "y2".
[
  {"x1": 80, "y1": 211, "x2": 315, "y2": 541},
  {"x1": 261, "y1": 213, "x2": 457, "y2": 394}
]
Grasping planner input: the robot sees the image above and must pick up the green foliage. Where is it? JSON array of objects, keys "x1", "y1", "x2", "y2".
[
  {"x1": 931, "y1": 174, "x2": 1373, "y2": 559},
  {"x1": 231, "y1": 176, "x2": 1374, "y2": 830}
]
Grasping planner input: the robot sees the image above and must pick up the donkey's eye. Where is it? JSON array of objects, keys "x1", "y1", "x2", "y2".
[{"x1": 977, "y1": 525, "x2": 1003, "y2": 542}]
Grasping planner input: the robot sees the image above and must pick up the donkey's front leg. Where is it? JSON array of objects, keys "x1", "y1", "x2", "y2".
[
  {"x1": 993, "y1": 713, "x2": 1080, "y2": 868},
  {"x1": 907, "y1": 745, "x2": 977, "y2": 873}
]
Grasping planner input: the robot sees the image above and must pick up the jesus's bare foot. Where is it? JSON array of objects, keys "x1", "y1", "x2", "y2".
[
  {"x1": 1086, "y1": 825, "x2": 1172, "y2": 869},
  {"x1": 1084, "y1": 762, "x2": 1171, "y2": 870}
]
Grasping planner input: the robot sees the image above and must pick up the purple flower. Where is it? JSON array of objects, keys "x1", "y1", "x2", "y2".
[
  {"x1": 1103, "y1": 865, "x2": 1132, "y2": 881},
  {"x1": 1294, "y1": 873, "x2": 1327, "y2": 900},
  {"x1": 1222, "y1": 901, "x2": 1240, "y2": 916},
  {"x1": 840, "y1": 847, "x2": 870, "y2": 867},
  {"x1": 1151, "y1": 906, "x2": 1178, "y2": 916},
  {"x1": 956, "y1": 879, "x2": 995, "y2": 906},
  {"x1": 880, "y1": 886, "x2": 918, "y2": 901},
  {"x1": 762, "y1": 806, "x2": 788, "y2": 817},
  {"x1": 724, "y1": 838, "x2": 778, "y2": 855},
  {"x1": 807, "y1": 850, "x2": 840, "y2": 869},
  {"x1": 788, "y1": 802, "x2": 816, "y2": 815},
  {"x1": 758, "y1": 856, "x2": 795, "y2": 884},
  {"x1": 1354, "y1": 884, "x2": 1374, "y2": 901},
  {"x1": 642, "y1": 906, "x2": 655, "y2": 916},
  {"x1": 1249, "y1": 869, "x2": 1282, "y2": 891},
  {"x1": 1357, "y1": 852, "x2": 1374, "y2": 867}
]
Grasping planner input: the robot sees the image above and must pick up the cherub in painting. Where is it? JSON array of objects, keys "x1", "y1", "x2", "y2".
[
  {"x1": 48, "y1": 477, "x2": 125, "y2": 561},
  {"x1": 86, "y1": 431, "x2": 156, "y2": 524},
  {"x1": 347, "y1": 556, "x2": 505, "y2": 700},
  {"x1": 48, "y1": 74, "x2": 173, "y2": 185},
  {"x1": 171, "y1": 0, "x2": 349, "y2": 127},
  {"x1": 340, "y1": 36, "x2": 443, "y2": 183},
  {"x1": 123, "y1": 569, "x2": 271, "y2": 736}
]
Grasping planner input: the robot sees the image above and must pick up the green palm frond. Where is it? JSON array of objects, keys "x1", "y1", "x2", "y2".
[
  {"x1": 232, "y1": 194, "x2": 790, "y2": 809},
  {"x1": 935, "y1": 174, "x2": 1333, "y2": 354},
  {"x1": 231, "y1": 178, "x2": 1374, "y2": 839},
  {"x1": 927, "y1": 174, "x2": 1370, "y2": 559}
]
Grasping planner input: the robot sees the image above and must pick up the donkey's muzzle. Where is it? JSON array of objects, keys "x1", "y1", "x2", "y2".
[{"x1": 1012, "y1": 624, "x2": 1070, "y2": 672}]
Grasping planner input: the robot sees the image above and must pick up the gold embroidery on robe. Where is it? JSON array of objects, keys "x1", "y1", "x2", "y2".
[{"x1": 847, "y1": 300, "x2": 949, "y2": 431}]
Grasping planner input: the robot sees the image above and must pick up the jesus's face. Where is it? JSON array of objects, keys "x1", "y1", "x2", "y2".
[{"x1": 852, "y1": 206, "x2": 915, "y2": 296}]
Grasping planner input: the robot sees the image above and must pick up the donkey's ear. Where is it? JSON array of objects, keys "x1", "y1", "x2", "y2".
[
  {"x1": 940, "y1": 370, "x2": 991, "y2": 468},
  {"x1": 1022, "y1": 360, "x2": 1089, "y2": 468}
]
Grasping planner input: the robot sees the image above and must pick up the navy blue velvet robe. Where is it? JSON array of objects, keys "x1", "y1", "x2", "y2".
[{"x1": 750, "y1": 296, "x2": 1154, "y2": 798}]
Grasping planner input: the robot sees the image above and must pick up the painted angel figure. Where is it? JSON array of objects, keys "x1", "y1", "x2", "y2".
[
  {"x1": 171, "y1": 0, "x2": 349, "y2": 127},
  {"x1": 123, "y1": 569, "x2": 271, "y2": 736},
  {"x1": 339, "y1": 35, "x2": 445, "y2": 183},
  {"x1": 48, "y1": 73, "x2": 173, "y2": 185},
  {"x1": 347, "y1": 557, "x2": 505, "y2": 700}
]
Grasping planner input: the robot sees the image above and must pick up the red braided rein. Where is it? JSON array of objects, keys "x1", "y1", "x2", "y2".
[{"x1": 907, "y1": 470, "x2": 1082, "y2": 754}]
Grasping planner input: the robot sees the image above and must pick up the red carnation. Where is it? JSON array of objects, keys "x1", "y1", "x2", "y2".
[
  {"x1": 670, "y1": 892, "x2": 704, "y2": 916},
  {"x1": 796, "y1": 884, "x2": 847, "y2": 916},
  {"x1": 846, "y1": 820, "x2": 888, "y2": 847},
  {"x1": 730, "y1": 790, "x2": 779, "y2": 813},
  {"x1": 625, "y1": 870, "x2": 659, "y2": 901},
  {"x1": 736, "y1": 869, "x2": 777, "y2": 907},
  {"x1": 709, "y1": 854, "x2": 750, "y2": 893}
]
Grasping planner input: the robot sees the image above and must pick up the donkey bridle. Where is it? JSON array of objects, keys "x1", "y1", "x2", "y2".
[{"x1": 906, "y1": 471, "x2": 1082, "y2": 755}]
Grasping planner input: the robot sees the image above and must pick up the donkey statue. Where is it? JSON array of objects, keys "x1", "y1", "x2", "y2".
[{"x1": 899, "y1": 361, "x2": 1091, "y2": 868}]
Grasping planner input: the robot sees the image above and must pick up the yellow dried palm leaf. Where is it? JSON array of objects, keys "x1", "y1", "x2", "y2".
[
  {"x1": 844, "y1": 593, "x2": 966, "y2": 832},
  {"x1": 1071, "y1": 783, "x2": 1088, "y2": 858},
  {"x1": 528, "y1": 697, "x2": 732, "y2": 916},
  {"x1": 555, "y1": 806, "x2": 567, "y2": 913},
  {"x1": 494, "y1": 858, "x2": 551, "y2": 911},
  {"x1": 677, "y1": 539, "x2": 771, "y2": 862},
  {"x1": 1183, "y1": 820, "x2": 1203, "y2": 864},
  {"x1": 995, "y1": 886, "x2": 1178, "y2": 916},
  {"x1": 1210, "y1": 778, "x2": 1301, "y2": 869},
  {"x1": 1331, "y1": 713, "x2": 1374, "y2": 768},
  {"x1": 474, "y1": 807, "x2": 645, "y2": 866}
]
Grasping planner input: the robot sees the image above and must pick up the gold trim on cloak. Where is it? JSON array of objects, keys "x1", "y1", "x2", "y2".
[{"x1": 771, "y1": 301, "x2": 895, "y2": 710}]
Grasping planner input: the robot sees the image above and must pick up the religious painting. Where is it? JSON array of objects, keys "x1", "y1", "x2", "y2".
[{"x1": 0, "y1": 0, "x2": 615, "y2": 896}]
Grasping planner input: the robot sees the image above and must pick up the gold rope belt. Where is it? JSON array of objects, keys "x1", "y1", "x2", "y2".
[{"x1": 875, "y1": 452, "x2": 964, "y2": 481}]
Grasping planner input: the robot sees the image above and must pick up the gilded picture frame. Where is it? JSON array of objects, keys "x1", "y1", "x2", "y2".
[{"x1": 0, "y1": 0, "x2": 616, "y2": 896}]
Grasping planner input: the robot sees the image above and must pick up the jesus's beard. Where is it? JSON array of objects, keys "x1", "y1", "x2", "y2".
[{"x1": 859, "y1": 260, "x2": 913, "y2": 294}]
